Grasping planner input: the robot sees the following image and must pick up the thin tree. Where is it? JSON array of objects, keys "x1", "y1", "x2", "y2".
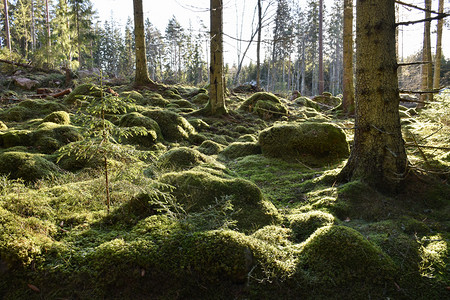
[
  {"x1": 338, "y1": 0, "x2": 407, "y2": 192},
  {"x1": 318, "y1": 0, "x2": 324, "y2": 95},
  {"x1": 3, "y1": 0, "x2": 11, "y2": 53},
  {"x1": 342, "y1": 0, "x2": 355, "y2": 114},
  {"x1": 256, "y1": 0, "x2": 262, "y2": 89},
  {"x1": 45, "y1": 0, "x2": 51, "y2": 65},
  {"x1": 133, "y1": 0, "x2": 154, "y2": 86},
  {"x1": 207, "y1": 0, "x2": 227, "y2": 115},
  {"x1": 419, "y1": 0, "x2": 432, "y2": 106},
  {"x1": 433, "y1": 0, "x2": 444, "y2": 90}
]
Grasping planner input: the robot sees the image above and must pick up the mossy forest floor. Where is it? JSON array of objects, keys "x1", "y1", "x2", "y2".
[{"x1": 0, "y1": 72, "x2": 449, "y2": 299}]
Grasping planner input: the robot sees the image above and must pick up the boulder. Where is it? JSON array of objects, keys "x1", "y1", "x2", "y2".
[
  {"x1": 0, "y1": 151, "x2": 59, "y2": 182},
  {"x1": 197, "y1": 140, "x2": 224, "y2": 155},
  {"x1": 220, "y1": 142, "x2": 262, "y2": 159},
  {"x1": 43, "y1": 111, "x2": 71, "y2": 125},
  {"x1": 14, "y1": 77, "x2": 40, "y2": 90},
  {"x1": 157, "y1": 147, "x2": 210, "y2": 171},
  {"x1": 119, "y1": 112, "x2": 163, "y2": 147},
  {"x1": 259, "y1": 122, "x2": 349, "y2": 164},
  {"x1": 142, "y1": 109, "x2": 196, "y2": 142}
]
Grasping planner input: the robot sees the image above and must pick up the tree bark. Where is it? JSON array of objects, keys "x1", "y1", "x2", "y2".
[
  {"x1": 343, "y1": 0, "x2": 355, "y2": 114},
  {"x1": 419, "y1": 0, "x2": 432, "y2": 107},
  {"x1": 433, "y1": 0, "x2": 444, "y2": 90},
  {"x1": 318, "y1": 0, "x2": 324, "y2": 95},
  {"x1": 45, "y1": 0, "x2": 51, "y2": 65},
  {"x1": 3, "y1": 0, "x2": 11, "y2": 53},
  {"x1": 338, "y1": 0, "x2": 407, "y2": 192},
  {"x1": 133, "y1": 0, "x2": 154, "y2": 86},
  {"x1": 208, "y1": 0, "x2": 227, "y2": 115},
  {"x1": 256, "y1": 0, "x2": 262, "y2": 90}
]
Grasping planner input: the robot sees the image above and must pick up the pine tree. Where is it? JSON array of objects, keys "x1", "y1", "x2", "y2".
[
  {"x1": 339, "y1": 0, "x2": 407, "y2": 192},
  {"x1": 342, "y1": 0, "x2": 355, "y2": 113},
  {"x1": 133, "y1": 0, "x2": 153, "y2": 86},
  {"x1": 2, "y1": 0, "x2": 11, "y2": 52}
]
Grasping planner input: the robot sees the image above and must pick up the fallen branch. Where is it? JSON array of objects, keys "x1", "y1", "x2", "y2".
[
  {"x1": 396, "y1": 14, "x2": 449, "y2": 26},
  {"x1": 397, "y1": 61, "x2": 431, "y2": 67},
  {"x1": 30, "y1": 88, "x2": 72, "y2": 99},
  {"x1": 405, "y1": 143, "x2": 450, "y2": 151}
]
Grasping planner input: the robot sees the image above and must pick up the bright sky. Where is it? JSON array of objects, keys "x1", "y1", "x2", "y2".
[{"x1": 93, "y1": 0, "x2": 449, "y2": 65}]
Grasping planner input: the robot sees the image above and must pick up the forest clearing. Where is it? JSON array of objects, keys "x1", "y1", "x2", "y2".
[{"x1": 1, "y1": 0, "x2": 450, "y2": 299}]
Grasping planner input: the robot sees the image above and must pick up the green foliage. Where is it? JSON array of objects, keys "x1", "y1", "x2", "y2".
[{"x1": 0, "y1": 152, "x2": 59, "y2": 182}]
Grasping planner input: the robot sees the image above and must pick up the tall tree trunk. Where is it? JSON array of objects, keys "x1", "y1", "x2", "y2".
[
  {"x1": 76, "y1": 2, "x2": 82, "y2": 67},
  {"x1": 419, "y1": 0, "x2": 432, "y2": 106},
  {"x1": 318, "y1": 0, "x2": 324, "y2": 95},
  {"x1": 45, "y1": 0, "x2": 51, "y2": 65},
  {"x1": 256, "y1": 0, "x2": 262, "y2": 90},
  {"x1": 343, "y1": 0, "x2": 355, "y2": 114},
  {"x1": 338, "y1": 0, "x2": 407, "y2": 192},
  {"x1": 3, "y1": 0, "x2": 11, "y2": 53},
  {"x1": 433, "y1": 0, "x2": 444, "y2": 90},
  {"x1": 133, "y1": 0, "x2": 153, "y2": 86},
  {"x1": 207, "y1": 0, "x2": 227, "y2": 115},
  {"x1": 30, "y1": 0, "x2": 36, "y2": 51}
]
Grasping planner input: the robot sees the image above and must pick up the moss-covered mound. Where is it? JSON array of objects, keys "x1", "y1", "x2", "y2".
[
  {"x1": 259, "y1": 122, "x2": 349, "y2": 164},
  {"x1": 121, "y1": 90, "x2": 144, "y2": 103},
  {"x1": 1, "y1": 130, "x2": 32, "y2": 148},
  {"x1": 0, "y1": 99, "x2": 66, "y2": 122},
  {"x1": 191, "y1": 92, "x2": 209, "y2": 105},
  {"x1": 141, "y1": 91, "x2": 170, "y2": 107},
  {"x1": 0, "y1": 151, "x2": 59, "y2": 181},
  {"x1": 0, "y1": 121, "x2": 8, "y2": 130},
  {"x1": 312, "y1": 93, "x2": 342, "y2": 109},
  {"x1": 157, "y1": 147, "x2": 210, "y2": 171},
  {"x1": 299, "y1": 225, "x2": 396, "y2": 289},
  {"x1": 119, "y1": 112, "x2": 163, "y2": 147},
  {"x1": 220, "y1": 142, "x2": 262, "y2": 159},
  {"x1": 239, "y1": 92, "x2": 288, "y2": 119},
  {"x1": 287, "y1": 211, "x2": 335, "y2": 242},
  {"x1": 31, "y1": 123, "x2": 83, "y2": 154},
  {"x1": 42, "y1": 111, "x2": 71, "y2": 125},
  {"x1": 64, "y1": 83, "x2": 102, "y2": 105},
  {"x1": 197, "y1": 140, "x2": 224, "y2": 155},
  {"x1": 142, "y1": 109, "x2": 196, "y2": 142},
  {"x1": 170, "y1": 99, "x2": 195, "y2": 109},
  {"x1": 294, "y1": 96, "x2": 321, "y2": 110},
  {"x1": 159, "y1": 170, "x2": 281, "y2": 231}
]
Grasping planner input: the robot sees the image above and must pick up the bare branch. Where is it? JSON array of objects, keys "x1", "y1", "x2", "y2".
[
  {"x1": 396, "y1": 14, "x2": 449, "y2": 26},
  {"x1": 398, "y1": 61, "x2": 431, "y2": 67},
  {"x1": 395, "y1": 0, "x2": 443, "y2": 15}
]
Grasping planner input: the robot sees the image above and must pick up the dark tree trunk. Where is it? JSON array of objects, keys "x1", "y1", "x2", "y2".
[
  {"x1": 133, "y1": 0, "x2": 153, "y2": 86},
  {"x1": 3, "y1": 0, "x2": 11, "y2": 53},
  {"x1": 433, "y1": 0, "x2": 444, "y2": 90},
  {"x1": 342, "y1": 0, "x2": 355, "y2": 114},
  {"x1": 318, "y1": 0, "x2": 324, "y2": 95},
  {"x1": 256, "y1": 0, "x2": 262, "y2": 90},
  {"x1": 338, "y1": 0, "x2": 407, "y2": 192}
]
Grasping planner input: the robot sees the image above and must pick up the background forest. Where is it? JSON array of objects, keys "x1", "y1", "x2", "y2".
[{"x1": 2, "y1": 0, "x2": 448, "y2": 95}]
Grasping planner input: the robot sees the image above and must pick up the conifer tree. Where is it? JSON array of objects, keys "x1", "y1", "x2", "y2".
[
  {"x1": 2, "y1": 0, "x2": 11, "y2": 52},
  {"x1": 133, "y1": 0, "x2": 153, "y2": 86}
]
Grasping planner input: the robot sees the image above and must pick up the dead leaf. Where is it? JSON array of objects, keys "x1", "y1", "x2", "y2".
[{"x1": 27, "y1": 283, "x2": 40, "y2": 293}]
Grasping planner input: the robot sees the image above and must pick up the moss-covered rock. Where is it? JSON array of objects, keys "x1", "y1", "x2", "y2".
[
  {"x1": 121, "y1": 90, "x2": 144, "y2": 103},
  {"x1": 312, "y1": 93, "x2": 342, "y2": 109},
  {"x1": 157, "y1": 147, "x2": 210, "y2": 171},
  {"x1": 0, "y1": 121, "x2": 8, "y2": 130},
  {"x1": 142, "y1": 109, "x2": 196, "y2": 142},
  {"x1": 197, "y1": 140, "x2": 224, "y2": 155},
  {"x1": 254, "y1": 100, "x2": 288, "y2": 119},
  {"x1": 294, "y1": 96, "x2": 321, "y2": 110},
  {"x1": 64, "y1": 83, "x2": 102, "y2": 105},
  {"x1": 0, "y1": 151, "x2": 59, "y2": 181},
  {"x1": 171, "y1": 99, "x2": 195, "y2": 109},
  {"x1": 141, "y1": 91, "x2": 170, "y2": 107},
  {"x1": 1, "y1": 130, "x2": 32, "y2": 148},
  {"x1": 31, "y1": 123, "x2": 83, "y2": 154},
  {"x1": 287, "y1": 211, "x2": 335, "y2": 242},
  {"x1": 188, "y1": 118, "x2": 210, "y2": 131},
  {"x1": 161, "y1": 88, "x2": 182, "y2": 100},
  {"x1": 191, "y1": 92, "x2": 209, "y2": 105},
  {"x1": 239, "y1": 92, "x2": 282, "y2": 112},
  {"x1": 18, "y1": 99, "x2": 66, "y2": 115},
  {"x1": 159, "y1": 170, "x2": 281, "y2": 231},
  {"x1": 239, "y1": 92, "x2": 288, "y2": 119},
  {"x1": 299, "y1": 225, "x2": 396, "y2": 286},
  {"x1": 119, "y1": 112, "x2": 163, "y2": 147},
  {"x1": 220, "y1": 142, "x2": 261, "y2": 159},
  {"x1": 236, "y1": 134, "x2": 258, "y2": 143},
  {"x1": 0, "y1": 105, "x2": 33, "y2": 122},
  {"x1": 42, "y1": 111, "x2": 71, "y2": 125},
  {"x1": 259, "y1": 122, "x2": 349, "y2": 164}
]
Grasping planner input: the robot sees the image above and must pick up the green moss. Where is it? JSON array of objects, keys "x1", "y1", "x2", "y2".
[
  {"x1": 1, "y1": 106, "x2": 32, "y2": 122},
  {"x1": 236, "y1": 134, "x2": 258, "y2": 142},
  {"x1": 161, "y1": 89, "x2": 182, "y2": 100},
  {"x1": 299, "y1": 225, "x2": 396, "y2": 286},
  {"x1": 119, "y1": 112, "x2": 162, "y2": 147},
  {"x1": 31, "y1": 124, "x2": 83, "y2": 154},
  {"x1": 191, "y1": 92, "x2": 209, "y2": 105},
  {"x1": 1, "y1": 130, "x2": 32, "y2": 148},
  {"x1": 0, "y1": 151, "x2": 59, "y2": 182},
  {"x1": 287, "y1": 211, "x2": 335, "y2": 242},
  {"x1": 312, "y1": 94, "x2": 342, "y2": 108},
  {"x1": 157, "y1": 147, "x2": 210, "y2": 171},
  {"x1": 220, "y1": 142, "x2": 262, "y2": 159},
  {"x1": 18, "y1": 99, "x2": 66, "y2": 115},
  {"x1": 259, "y1": 122, "x2": 349, "y2": 164},
  {"x1": 197, "y1": 140, "x2": 224, "y2": 155},
  {"x1": 141, "y1": 91, "x2": 170, "y2": 107},
  {"x1": 188, "y1": 118, "x2": 210, "y2": 131},
  {"x1": 251, "y1": 225, "x2": 293, "y2": 247},
  {"x1": 142, "y1": 109, "x2": 196, "y2": 142},
  {"x1": 239, "y1": 92, "x2": 282, "y2": 112},
  {"x1": 171, "y1": 99, "x2": 195, "y2": 109},
  {"x1": 254, "y1": 100, "x2": 288, "y2": 119},
  {"x1": 159, "y1": 170, "x2": 281, "y2": 232},
  {"x1": 294, "y1": 96, "x2": 320, "y2": 110},
  {"x1": 42, "y1": 111, "x2": 71, "y2": 125},
  {"x1": 64, "y1": 83, "x2": 102, "y2": 105},
  {"x1": 121, "y1": 90, "x2": 144, "y2": 103},
  {"x1": 0, "y1": 121, "x2": 8, "y2": 130}
]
